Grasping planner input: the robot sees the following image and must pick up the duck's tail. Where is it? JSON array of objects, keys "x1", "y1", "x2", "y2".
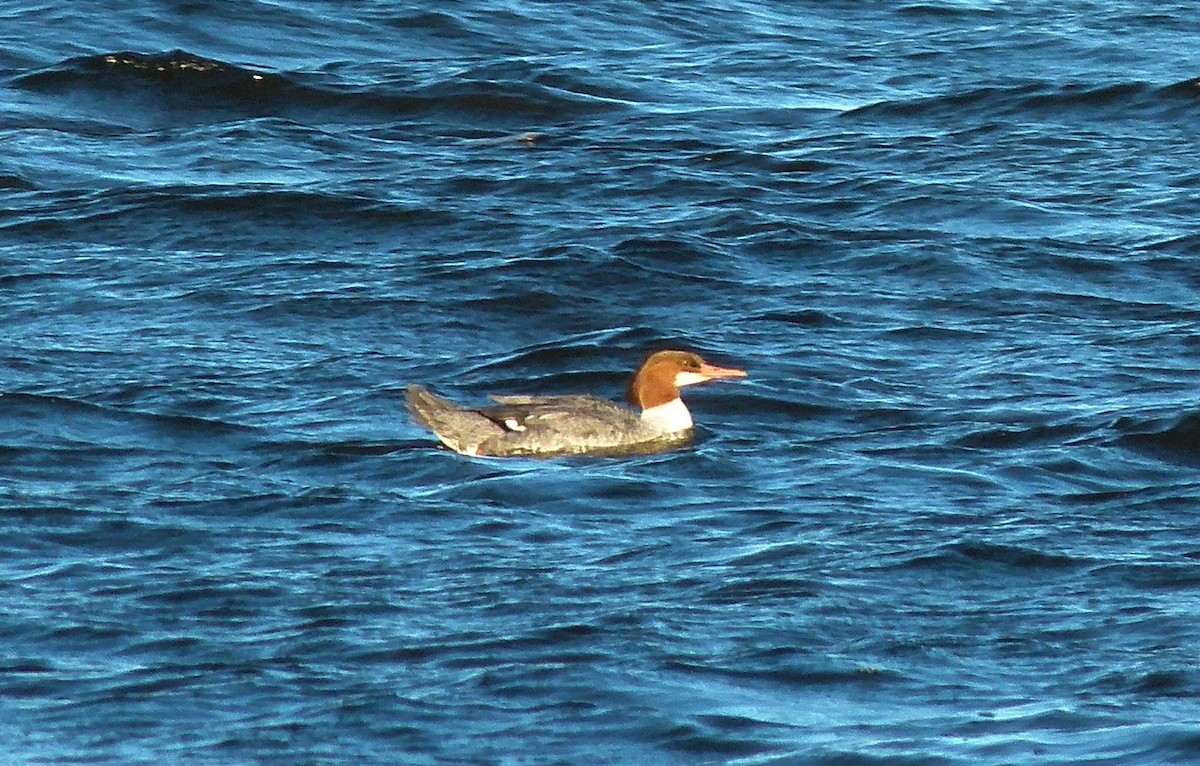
[{"x1": 405, "y1": 385, "x2": 492, "y2": 456}]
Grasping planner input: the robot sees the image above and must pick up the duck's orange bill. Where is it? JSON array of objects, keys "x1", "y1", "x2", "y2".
[{"x1": 698, "y1": 362, "x2": 748, "y2": 379}]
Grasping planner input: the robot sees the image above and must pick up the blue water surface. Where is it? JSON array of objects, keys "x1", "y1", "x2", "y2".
[{"x1": 2, "y1": 2, "x2": 1199, "y2": 764}]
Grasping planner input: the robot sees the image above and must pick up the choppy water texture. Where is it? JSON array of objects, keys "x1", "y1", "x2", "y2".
[{"x1": 3, "y1": 2, "x2": 1200, "y2": 764}]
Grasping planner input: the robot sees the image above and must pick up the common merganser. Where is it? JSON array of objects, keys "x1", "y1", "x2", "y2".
[{"x1": 406, "y1": 350, "x2": 747, "y2": 457}]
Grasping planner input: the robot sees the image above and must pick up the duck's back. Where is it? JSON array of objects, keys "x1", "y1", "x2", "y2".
[{"x1": 406, "y1": 385, "x2": 689, "y2": 457}]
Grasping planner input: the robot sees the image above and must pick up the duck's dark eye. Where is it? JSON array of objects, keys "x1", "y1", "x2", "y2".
[{"x1": 685, "y1": 357, "x2": 700, "y2": 369}]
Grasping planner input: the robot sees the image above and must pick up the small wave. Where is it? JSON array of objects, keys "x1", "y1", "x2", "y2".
[
  {"x1": 453, "y1": 327, "x2": 665, "y2": 380},
  {"x1": 402, "y1": 73, "x2": 627, "y2": 124},
  {"x1": 359, "y1": 622, "x2": 607, "y2": 669},
  {"x1": 846, "y1": 78, "x2": 1190, "y2": 123},
  {"x1": 882, "y1": 324, "x2": 990, "y2": 342},
  {"x1": 462, "y1": 289, "x2": 569, "y2": 316},
  {"x1": 1089, "y1": 667, "x2": 1195, "y2": 698},
  {"x1": 702, "y1": 576, "x2": 820, "y2": 605},
  {"x1": 1144, "y1": 232, "x2": 1200, "y2": 257},
  {"x1": 1160, "y1": 75, "x2": 1200, "y2": 98},
  {"x1": 0, "y1": 173, "x2": 35, "y2": 191},
  {"x1": 0, "y1": 392, "x2": 252, "y2": 457},
  {"x1": 656, "y1": 718, "x2": 780, "y2": 759},
  {"x1": 0, "y1": 270, "x2": 68, "y2": 286},
  {"x1": 246, "y1": 292, "x2": 426, "y2": 322},
  {"x1": 613, "y1": 236, "x2": 746, "y2": 284},
  {"x1": 956, "y1": 422, "x2": 1090, "y2": 450},
  {"x1": 0, "y1": 186, "x2": 455, "y2": 247},
  {"x1": 14, "y1": 49, "x2": 621, "y2": 127},
  {"x1": 12, "y1": 49, "x2": 332, "y2": 129},
  {"x1": 897, "y1": 2, "x2": 1000, "y2": 18},
  {"x1": 725, "y1": 542, "x2": 818, "y2": 567},
  {"x1": 664, "y1": 658, "x2": 900, "y2": 688},
  {"x1": 15, "y1": 49, "x2": 280, "y2": 97},
  {"x1": 744, "y1": 309, "x2": 844, "y2": 328},
  {"x1": 897, "y1": 540, "x2": 1085, "y2": 572},
  {"x1": 1117, "y1": 411, "x2": 1200, "y2": 465},
  {"x1": 1094, "y1": 560, "x2": 1200, "y2": 590}
]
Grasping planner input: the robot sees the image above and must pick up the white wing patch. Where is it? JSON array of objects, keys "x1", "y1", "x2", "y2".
[{"x1": 503, "y1": 418, "x2": 527, "y2": 432}]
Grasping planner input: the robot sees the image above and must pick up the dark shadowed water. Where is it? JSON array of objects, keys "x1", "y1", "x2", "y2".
[{"x1": 3, "y1": 2, "x2": 1200, "y2": 764}]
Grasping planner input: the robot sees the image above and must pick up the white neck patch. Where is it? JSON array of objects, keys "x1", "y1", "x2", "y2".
[{"x1": 641, "y1": 397, "x2": 693, "y2": 433}]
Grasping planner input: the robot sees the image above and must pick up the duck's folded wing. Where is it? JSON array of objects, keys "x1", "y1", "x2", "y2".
[{"x1": 480, "y1": 395, "x2": 636, "y2": 434}]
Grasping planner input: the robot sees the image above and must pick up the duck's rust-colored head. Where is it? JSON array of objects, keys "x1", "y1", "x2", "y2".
[{"x1": 626, "y1": 350, "x2": 747, "y2": 410}]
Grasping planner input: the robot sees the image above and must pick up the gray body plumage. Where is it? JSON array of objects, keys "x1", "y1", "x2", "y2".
[{"x1": 405, "y1": 384, "x2": 690, "y2": 457}]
